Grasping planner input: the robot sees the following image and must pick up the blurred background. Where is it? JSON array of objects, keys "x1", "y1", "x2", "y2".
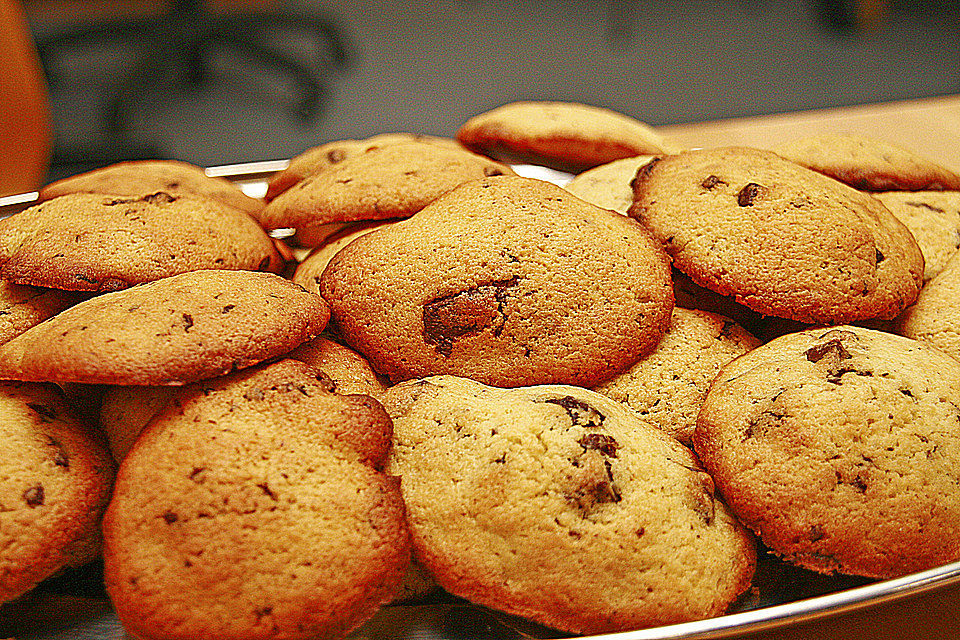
[{"x1": 17, "y1": 0, "x2": 960, "y2": 182}]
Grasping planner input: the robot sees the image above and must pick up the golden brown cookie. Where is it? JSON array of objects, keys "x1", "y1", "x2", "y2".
[
  {"x1": 0, "y1": 381, "x2": 114, "y2": 604},
  {"x1": 895, "y1": 249, "x2": 960, "y2": 361},
  {"x1": 260, "y1": 141, "x2": 515, "y2": 232},
  {"x1": 286, "y1": 336, "x2": 388, "y2": 400},
  {"x1": 695, "y1": 326, "x2": 960, "y2": 578},
  {"x1": 320, "y1": 175, "x2": 674, "y2": 388},
  {"x1": 103, "y1": 359, "x2": 409, "y2": 640},
  {"x1": 0, "y1": 269, "x2": 329, "y2": 386},
  {"x1": 0, "y1": 282, "x2": 82, "y2": 346},
  {"x1": 265, "y1": 133, "x2": 462, "y2": 201},
  {"x1": 457, "y1": 101, "x2": 676, "y2": 172},
  {"x1": 562, "y1": 154, "x2": 656, "y2": 214},
  {"x1": 874, "y1": 190, "x2": 960, "y2": 281},
  {"x1": 592, "y1": 307, "x2": 761, "y2": 445},
  {"x1": 384, "y1": 375, "x2": 755, "y2": 635},
  {"x1": 291, "y1": 221, "x2": 394, "y2": 296},
  {"x1": 630, "y1": 147, "x2": 924, "y2": 324},
  {"x1": 773, "y1": 133, "x2": 960, "y2": 192},
  {"x1": 0, "y1": 192, "x2": 282, "y2": 292},
  {"x1": 38, "y1": 159, "x2": 264, "y2": 217}
]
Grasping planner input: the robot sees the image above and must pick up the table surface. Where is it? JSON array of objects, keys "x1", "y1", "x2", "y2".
[
  {"x1": 658, "y1": 93, "x2": 960, "y2": 172},
  {"x1": 659, "y1": 93, "x2": 960, "y2": 640}
]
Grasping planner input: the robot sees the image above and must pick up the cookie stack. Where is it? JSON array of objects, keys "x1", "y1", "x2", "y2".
[{"x1": 0, "y1": 101, "x2": 958, "y2": 640}]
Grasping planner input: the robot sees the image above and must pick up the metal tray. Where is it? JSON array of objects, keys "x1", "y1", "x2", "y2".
[{"x1": 1, "y1": 160, "x2": 959, "y2": 640}]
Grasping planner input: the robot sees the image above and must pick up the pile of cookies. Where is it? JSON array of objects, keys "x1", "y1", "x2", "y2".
[{"x1": 0, "y1": 100, "x2": 958, "y2": 640}]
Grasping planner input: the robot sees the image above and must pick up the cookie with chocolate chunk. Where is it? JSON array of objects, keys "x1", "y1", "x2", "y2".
[
  {"x1": 0, "y1": 269, "x2": 329, "y2": 386},
  {"x1": 104, "y1": 359, "x2": 409, "y2": 640},
  {"x1": 774, "y1": 134, "x2": 960, "y2": 192},
  {"x1": 383, "y1": 375, "x2": 755, "y2": 635},
  {"x1": 260, "y1": 141, "x2": 514, "y2": 233},
  {"x1": 38, "y1": 159, "x2": 264, "y2": 217},
  {"x1": 695, "y1": 326, "x2": 960, "y2": 578},
  {"x1": 592, "y1": 307, "x2": 761, "y2": 445},
  {"x1": 265, "y1": 134, "x2": 463, "y2": 201},
  {"x1": 896, "y1": 249, "x2": 960, "y2": 362},
  {"x1": 0, "y1": 381, "x2": 114, "y2": 604},
  {"x1": 0, "y1": 192, "x2": 281, "y2": 292},
  {"x1": 630, "y1": 147, "x2": 924, "y2": 324},
  {"x1": 457, "y1": 101, "x2": 676, "y2": 172},
  {"x1": 320, "y1": 175, "x2": 674, "y2": 388},
  {"x1": 874, "y1": 190, "x2": 960, "y2": 282}
]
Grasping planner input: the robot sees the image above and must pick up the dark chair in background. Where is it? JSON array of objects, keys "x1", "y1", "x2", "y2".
[{"x1": 29, "y1": 0, "x2": 350, "y2": 174}]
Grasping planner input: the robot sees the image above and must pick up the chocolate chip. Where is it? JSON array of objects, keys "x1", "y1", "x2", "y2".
[
  {"x1": 544, "y1": 396, "x2": 605, "y2": 428},
  {"x1": 422, "y1": 277, "x2": 518, "y2": 356},
  {"x1": 701, "y1": 174, "x2": 725, "y2": 189},
  {"x1": 257, "y1": 483, "x2": 278, "y2": 501},
  {"x1": 182, "y1": 313, "x2": 194, "y2": 332},
  {"x1": 578, "y1": 433, "x2": 620, "y2": 458},
  {"x1": 737, "y1": 182, "x2": 766, "y2": 207},
  {"x1": 805, "y1": 338, "x2": 852, "y2": 363},
  {"x1": 22, "y1": 484, "x2": 44, "y2": 507},
  {"x1": 161, "y1": 511, "x2": 178, "y2": 524},
  {"x1": 326, "y1": 149, "x2": 347, "y2": 163}
]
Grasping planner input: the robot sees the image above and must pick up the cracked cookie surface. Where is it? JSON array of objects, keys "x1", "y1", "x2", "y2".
[
  {"x1": 320, "y1": 175, "x2": 674, "y2": 388},
  {"x1": 629, "y1": 147, "x2": 924, "y2": 324},
  {"x1": 383, "y1": 375, "x2": 755, "y2": 636},
  {"x1": 695, "y1": 326, "x2": 960, "y2": 578}
]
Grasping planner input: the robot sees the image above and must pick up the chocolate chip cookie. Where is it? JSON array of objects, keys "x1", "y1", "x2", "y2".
[
  {"x1": 384, "y1": 375, "x2": 755, "y2": 635},
  {"x1": 630, "y1": 147, "x2": 924, "y2": 324},
  {"x1": 320, "y1": 175, "x2": 674, "y2": 388},
  {"x1": 695, "y1": 326, "x2": 960, "y2": 578}
]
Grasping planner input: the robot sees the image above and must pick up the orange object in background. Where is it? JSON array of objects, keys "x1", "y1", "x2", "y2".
[{"x1": 0, "y1": 0, "x2": 52, "y2": 196}]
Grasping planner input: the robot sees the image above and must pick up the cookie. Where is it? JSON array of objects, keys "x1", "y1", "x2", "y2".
[
  {"x1": 562, "y1": 154, "x2": 656, "y2": 214},
  {"x1": 0, "y1": 282, "x2": 82, "y2": 346},
  {"x1": 260, "y1": 142, "x2": 515, "y2": 232},
  {"x1": 99, "y1": 335, "x2": 386, "y2": 462},
  {"x1": 38, "y1": 159, "x2": 265, "y2": 217},
  {"x1": 592, "y1": 307, "x2": 761, "y2": 445},
  {"x1": 286, "y1": 336, "x2": 388, "y2": 400},
  {"x1": 0, "y1": 381, "x2": 114, "y2": 604},
  {"x1": 103, "y1": 358, "x2": 409, "y2": 640},
  {"x1": 0, "y1": 269, "x2": 329, "y2": 386},
  {"x1": 265, "y1": 133, "x2": 462, "y2": 201},
  {"x1": 292, "y1": 221, "x2": 394, "y2": 296},
  {"x1": 874, "y1": 190, "x2": 960, "y2": 281},
  {"x1": 456, "y1": 101, "x2": 676, "y2": 172},
  {"x1": 383, "y1": 375, "x2": 756, "y2": 635},
  {"x1": 0, "y1": 192, "x2": 282, "y2": 292},
  {"x1": 629, "y1": 147, "x2": 924, "y2": 324},
  {"x1": 320, "y1": 175, "x2": 674, "y2": 388},
  {"x1": 895, "y1": 250, "x2": 960, "y2": 362},
  {"x1": 773, "y1": 134, "x2": 960, "y2": 192},
  {"x1": 695, "y1": 326, "x2": 960, "y2": 578}
]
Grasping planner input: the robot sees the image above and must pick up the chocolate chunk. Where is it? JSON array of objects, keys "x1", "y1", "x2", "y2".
[
  {"x1": 161, "y1": 511, "x2": 178, "y2": 524},
  {"x1": 578, "y1": 433, "x2": 620, "y2": 458},
  {"x1": 875, "y1": 248, "x2": 885, "y2": 263},
  {"x1": 737, "y1": 182, "x2": 766, "y2": 207},
  {"x1": 805, "y1": 338, "x2": 853, "y2": 363},
  {"x1": 544, "y1": 396, "x2": 605, "y2": 428},
  {"x1": 701, "y1": 174, "x2": 726, "y2": 189},
  {"x1": 22, "y1": 484, "x2": 44, "y2": 507},
  {"x1": 181, "y1": 313, "x2": 194, "y2": 332},
  {"x1": 422, "y1": 277, "x2": 518, "y2": 356}
]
